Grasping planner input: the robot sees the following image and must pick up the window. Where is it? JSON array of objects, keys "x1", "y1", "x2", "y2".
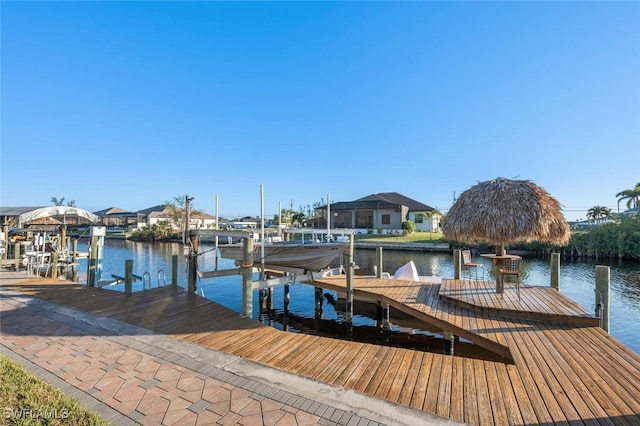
[
  {"x1": 382, "y1": 214, "x2": 390, "y2": 225},
  {"x1": 415, "y1": 214, "x2": 424, "y2": 224}
]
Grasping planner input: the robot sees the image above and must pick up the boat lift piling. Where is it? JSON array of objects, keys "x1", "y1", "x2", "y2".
[{"x1": 242, "y1": 236, "x2": 254, "y2": 317}]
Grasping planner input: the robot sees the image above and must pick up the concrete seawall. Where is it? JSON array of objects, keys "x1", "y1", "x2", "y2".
[{"x1": 355, "y1": 241, "x2": 451, "y2": 252}]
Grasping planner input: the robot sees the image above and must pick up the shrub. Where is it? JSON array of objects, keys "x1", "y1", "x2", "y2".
[{"x1": 402, "y1": 220, "x2": 415, "y2": 234}]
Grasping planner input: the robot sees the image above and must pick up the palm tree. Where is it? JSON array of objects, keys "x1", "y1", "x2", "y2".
[
  {"x1": 616, "y1": 182, "x2": 640, "y2": 211},
  {"x1": 586, "y1": 206, "x2": 611, "y2": 225}
]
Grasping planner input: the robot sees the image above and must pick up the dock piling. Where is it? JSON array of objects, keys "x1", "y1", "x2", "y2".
[
  {"x1": 345, "y1": 236, "x2": 354, "y2": 323},
  {"x1": 595, "y1": 265, "x2": 610, "y2": 332},
  {"x1": 124, "y1": 259, "x2": 133, "y2": 294},
  {"x1": 242, "y1": 236, "x2": 254, "y2": 318},
  {"x1": 171, "y1": 254, "x2": 178, "y2": 286},
  {"x1": 550, "y1": 253, "x2": 560, "y2": 290}
]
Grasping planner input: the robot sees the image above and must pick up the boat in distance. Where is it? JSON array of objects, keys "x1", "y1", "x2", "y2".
[{"x1": 218, "y1": 242, "x2": 347, "y2": 271}]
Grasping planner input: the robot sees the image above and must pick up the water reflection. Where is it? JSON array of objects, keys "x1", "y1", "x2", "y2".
[{"x1": 74, "y1": 240, "x2": 640, "y2": 355}]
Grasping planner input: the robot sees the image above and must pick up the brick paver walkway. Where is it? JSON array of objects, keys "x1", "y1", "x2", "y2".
[{"x1": 1, "y1": 277, "x2": 452, "y2": 426}]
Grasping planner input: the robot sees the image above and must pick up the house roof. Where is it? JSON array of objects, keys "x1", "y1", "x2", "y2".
[
  {"x1": 357, "y1": 193, "x2": 435, "y2": 211},
  {"x1": 137, "y1": 205, "x2": 167, "y2": 216},
  {"x1": 140, "y1": 205, "x2": 216, "y2": 220},
  {"x1": 328, "y1": 192, "x2": 435, "y2": 212},
  {"x1": 93, "y1": 207, "x2": 135, "y2": 216}
]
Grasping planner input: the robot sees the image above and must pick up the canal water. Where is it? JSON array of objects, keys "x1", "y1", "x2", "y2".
[{"x1": 72, "y1": 239, "x2": 640, "y2": 356}]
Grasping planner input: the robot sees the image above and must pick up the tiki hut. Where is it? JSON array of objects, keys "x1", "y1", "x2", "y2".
[{"x1": 442, "y1": 177, "x2": 570, "y2": 254}]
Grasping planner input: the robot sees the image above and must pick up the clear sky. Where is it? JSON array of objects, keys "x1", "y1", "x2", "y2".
[{"x1": 2, "y1": 1, "x2": 638, "y2": 221}]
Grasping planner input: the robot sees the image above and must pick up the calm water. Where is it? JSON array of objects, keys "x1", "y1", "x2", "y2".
[{"x1": 73, "y1": 239, "x2": 640, "y2": 355}]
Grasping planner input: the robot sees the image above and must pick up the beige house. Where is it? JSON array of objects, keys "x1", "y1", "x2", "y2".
[{"x1": 136, "y1": 205, "x2": 217, "y2": 230}]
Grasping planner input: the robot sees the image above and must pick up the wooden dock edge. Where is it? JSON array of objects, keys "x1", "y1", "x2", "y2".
[{"x1": 439, "y1": 294, "x2": 601, "y2": 327}]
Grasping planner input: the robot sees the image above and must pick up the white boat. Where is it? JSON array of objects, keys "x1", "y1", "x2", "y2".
[{"x1": 218, "y1": 241, "x2": 346, "y2": 271}]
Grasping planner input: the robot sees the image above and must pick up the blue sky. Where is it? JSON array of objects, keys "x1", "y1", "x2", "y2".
[{"x1": 2, "y1": 1, "x2": 638, "y2": 221}]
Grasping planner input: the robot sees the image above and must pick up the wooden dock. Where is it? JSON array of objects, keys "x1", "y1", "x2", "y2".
[{"x1": 2, "y1": 273, "x2": 639, "y2": 425}]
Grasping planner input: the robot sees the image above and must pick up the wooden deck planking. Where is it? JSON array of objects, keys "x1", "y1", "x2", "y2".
[
  {"x1": 566, "y1": 327, "x2": 640, "y2": 418},
  {"x1": 533, "y1": 324, "x2": 621, "y2": 425},
  {"x1": 351, "y1": 345, "x2": 391, "y2": 394},
  {"x1": 461, "y1": 356, "x2": 479, "y2": 425},
  {"x1": 340, "y1": 344, "x2": 386, "y2": 389},
  {"x1": 246, "y1": 333, "x2": 302, "y2": 363},
  {"x1": 391, "y1": 349, "x2": 422, "y2": 404},
  {"x1": 435, "y1": 354, "x2": 453, "y2": 420},
  {"x1": 407, "y1": 351, "x2": 434, "y2": 411},
  {"x1": 449, "y1": 356, "x2": 465, "y2": 424},
  {"x1": 472, "y1": 357, "x2": 494, "y2": 425},
  {"x1": 510, "y1": 320, "x2": 586, "y2": 423},
  {"x1": 332, "y1": 343, "x2": 378, "y2": 387},
  {"x1": 440, "y1": 279, "x2": 597, "y2": 326},
  {"x1": 313, "y1": 341, "x2": 356, "y2": 383},
  {"x1": 493, "y1": 362, "x2": 525, "y2": 426},
  {"x1": 3, "y1": 275, "x2": 640, "y2": 425},
  {"x1": 484, "y1": 360, "x2": 510, "y2": 426},
  {"x1": 500, "y1": 319, "x2": 572, "y2": 424}
]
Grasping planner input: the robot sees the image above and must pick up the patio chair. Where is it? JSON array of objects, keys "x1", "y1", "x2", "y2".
[
  {"x1": 31, "y1": 252, "x2": 52, "y2": 277},
  {"x1": 461, "y1": 249, "x2": 484, "y2": 281},
  {"x1": 499, "y1": 258, "x2": 521, "y2": 299}
]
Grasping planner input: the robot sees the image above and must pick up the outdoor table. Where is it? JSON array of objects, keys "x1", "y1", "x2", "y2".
[{"x1": 480, "y1": 253, "x2": 522, "y2": 293}]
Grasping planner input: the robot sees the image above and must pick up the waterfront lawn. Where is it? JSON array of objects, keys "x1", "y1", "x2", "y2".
[
  {"x1": 355, "y1": 231, "x2": 445, "y2": 243},
  {"x1": 0, "y1": 355, "x2": 108, "y2": 426}
]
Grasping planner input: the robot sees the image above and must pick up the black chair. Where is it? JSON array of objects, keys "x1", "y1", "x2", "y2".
[{"x1": 499, "y1": 258, "x2": 521, "y2": 299}]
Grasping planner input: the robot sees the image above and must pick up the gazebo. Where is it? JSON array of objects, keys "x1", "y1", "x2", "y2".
[{"x1": 442, "y1": 177, "x2": 570, "y2": 292}]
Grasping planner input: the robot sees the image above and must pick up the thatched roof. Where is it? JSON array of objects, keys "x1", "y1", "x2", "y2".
[{"x1": 441, "y1": 177, "x2": 570, "y2": 246}]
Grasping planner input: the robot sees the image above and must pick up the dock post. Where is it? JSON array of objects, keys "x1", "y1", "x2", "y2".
[
  {"x1": 283, "y1": 284, "x2": 290, "y2": 331},
  {"x1": 242, "y1": 236, "x2": 254, "y2": 318},
  {"x1": 376, "y1": 246, "x2": 383, "y2": 278},
  {"x1": 186, "y1": 232, "x2": 199, "y2": 294},
  {"x1": 87, "y1": 236, "x2": 98, "y2": 287},
  {"x1": 453, "y1": 249, "x2": 461, "y2": 280},
  {"x1": 345, "y1": 236, "x2": 354, "y2": 323},
  {"x1": 60, "y1": 225, "x2": 67, "y2": 252},
  {"x1": 124, "y1": 259, "x2": 133, "y2": 295},
  {"x1": 550, "y1": 253, "x2": 560, "y2": 290},
  {"x1": 86, "y1": 227, "x2": 105, "y2": 288},
  {"x1": 13, "y1": 242, "x2": 21, "y2": 272},
  {"x1": 171, "y1": 255, "x2": 178, "y2": 286},
  {"x1": 443, "y1": 331, "x2": 454, "y2": 355},
  {"x1": 71, "y1": 240, "x2": 78, "y2": 282},
  {"x1": 381, "y1": 304, "x2": 391, "y2": 330},
  {"x1": 315, "y1": 287, "x2": 323, "y2": 330},
  {"x1": 51, "y1": 252, "x2": 59, "y2": 279},
  {"x1": 595, "y1": 265, "x2": 610, "y2": 333}
]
